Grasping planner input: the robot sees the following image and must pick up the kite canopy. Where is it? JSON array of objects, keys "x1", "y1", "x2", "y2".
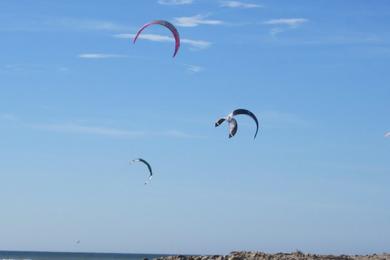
[
  {"x1": 133, "y1": 20, "x2": 180, "y2": 57},
  {"x1": 215, "y1": 108, "x2": 259, "y2": 139},
  {"x1": 385, "y1": 132, "x2": 390, "y2": 138},
  {"x1": 232, "y1": 109, "x2": 259, "y2": 139},
  {"x1": 215, "y1": 118, "x2": 226, "y2": 127},
  {"x1": 131, "y1": 158, "x2": 153, "y2": 185}
]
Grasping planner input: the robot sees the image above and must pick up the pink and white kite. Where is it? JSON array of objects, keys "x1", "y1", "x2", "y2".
[{"x1": 133, "y1": 20, "x2": 180, "y2": 57}]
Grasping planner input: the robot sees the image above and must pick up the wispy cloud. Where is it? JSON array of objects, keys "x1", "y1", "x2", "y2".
[
  {"x1": 33, "y1": 123, "x2": 145, "y2": 138},
  {"x1": 185, "y1": 64, "x2": 204, "y2": 73},
  {"x1": 58, "y1": 67, "x2": 70, "y2": 73},
  {"x1": 33, "y1": 122, "x2": 202, "y2": 139},
  {"x1": 270, "y1": 27, "x2": 285, "y2": 36},
  {"x1": 1, "y1": 114, "x2": 201, "y2": 139},
  {"x1": 261, "y1": 111, "x2": 311, "y2": 129},
  {"x1": 0, "y1": 113, "x2": 18, "y2": 121},
  {"x1": 78, "y1": 53, "x2": 127, "y2": 59},
  {"x1": 264, "y1": 18, "x2": 308, "y2": 36},
  {"x1": 158, "y1": 0, "x2": 193, "y2": 5},
  {"x1": 57, "y1": 18, "x2": 129, "y2": 31},
  {"x1": 114, "y1": 33, "x2": 212, "y2": 49},
  {"x1": 264, "y1": 18, "x2": 308, "y2": 27},
  {"x1": 161, "y1": 130, "x2": 203, "y2": 138},
  {"x1": 0, "y1": 64, "x2": 45, "y2": 73},
  {"x1": 0, "y1": 17, "x2": 131, "y2": 33},
  {"x1": 385, "y1": 132, "x2": 390, "y2": 138},
  {"x1": 220, "y1": 1, "x2": 262, "y2": 8},
  {"x1": 181, "y1": 38, "x2": 212, "y2": 49},
  {"x1": 174, "y1": 14, "x2": 223, "y2": 27},
  {"x1": 0, "y1": 64, "x2": 70, "y2": 74},
  {"x1": 261, "y1": 34, "x2": 382, "y2": 46}
]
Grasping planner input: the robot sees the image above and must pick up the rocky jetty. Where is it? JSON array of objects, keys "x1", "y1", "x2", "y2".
[{"x1": 154, "y1": 251, "x2": 390, "y2": 260}]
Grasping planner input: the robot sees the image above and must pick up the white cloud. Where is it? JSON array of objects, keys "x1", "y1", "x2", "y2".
[
  {"x1": 58, "y1": 67, "x2": 70, "y2": 72},
  {"x1": 261, "y1": 111, "x2": 311, "y2": 129},
  {"x1": 1, "y1": 64, "x2": 44, "y2": 72},
  {"x1": 115, "y1": 33, "x2": 172, "y2": 42},
  {"x1": 270, "y1": 27, "x2": 284, "y2": 36},
  {"x1": 0, "y1": 17, "x2": 131, "y2": 33},
  {"x1": 220, "y1": 1, "x2": 262, "y2": 8},
  {"x1": 57, "y1": 18, "x2": 128, "y2": 31},
  {"x1": 260, "y1": 34, "x2": 382, "y2": 46},
  {"x1": 158, "y1": 0, "x2": 193, "y2": 5},
  {"x1": 174, "y1": 14, "x2": 223, "y2": 27},
  {"x1": 33, "y1": 123, "x2": 144, "y2": 138},
  {"x1": 181, "y1": 38, "x2": 212, "y2": 49},
  {"x1": 1, "y1": 64, "x2": 71, "y2": 74},
  {"x1": 385, "y1": 132, "x2": 390, "y2": 138},
  {"x1": 263, "y1": 18, "x2": 308, "y2": 36},
  {"x1": 78, "y1": 53, "x2": 127, "y2": 59},
  {"x1": 161, "y1": 130, "x2": 203, "y2": 138},
  {"x1": 114, "y1": 33, "x2": 212, "y2": 49},
  {"x1": 33, "y1": 122, "x2": 201, "y2": 139},
  {"x1": 0, "y1": 113, "x2": 18, "y2": 121},
  {"x1": 264, "y1": 18, "x2": 308, "y2": 27},
  {"x1": 185, "y1": 64, "x2": 203, "y2": 73},
  {"x1": 2, "y1": 114, "x2": 203, "y2": 139}
]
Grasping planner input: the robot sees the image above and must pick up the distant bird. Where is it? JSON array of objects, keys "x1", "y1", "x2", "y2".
[
  {"x1": 215, "y1": 108, "x2": 259, "y2": 139},
  {"x1": 130, "y1": 158, "x2": 153, "y2": 185},
  {"x1": 76, "y1": 240, "x2": 80, "y2": 244},
  {"x1": 385, "y1": 132, "x2": 390, "y2": 138}
]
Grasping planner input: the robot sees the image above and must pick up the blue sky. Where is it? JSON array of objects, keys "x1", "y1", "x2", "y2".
[{"x1": 1, "y1": 0, "x2": 390, "y2": 255}]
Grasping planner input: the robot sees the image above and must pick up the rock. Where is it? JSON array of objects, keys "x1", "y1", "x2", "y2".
[{"x1": 154, "y1": 251, "x2": 390, "y2": 260}]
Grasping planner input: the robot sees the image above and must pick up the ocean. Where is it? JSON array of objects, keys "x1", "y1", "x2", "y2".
[{"x1": 0, "y1": 251, "x2": 168, "y2": 260}]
